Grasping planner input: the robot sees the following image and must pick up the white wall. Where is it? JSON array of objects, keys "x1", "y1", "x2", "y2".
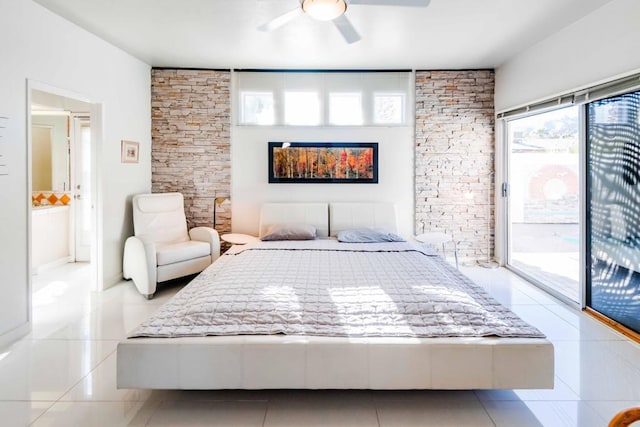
[
  {"x1": 0, "y1": 0, "x2": 151, "y2": 343},
  {"x1": 495, "y1": 0, "x2": 640, "y2": 112},
  {"x1": 231, "y1": 126, "x2": 415, "y2": 238}
]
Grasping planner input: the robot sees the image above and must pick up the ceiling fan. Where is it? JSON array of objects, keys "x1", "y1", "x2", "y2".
[{"x1": 258, "y1": 0, "x2": 431, "y2": 44}]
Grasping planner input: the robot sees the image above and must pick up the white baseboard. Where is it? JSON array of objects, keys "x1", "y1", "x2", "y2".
[
  {"x1": 103, "y1": 271, "x2": 124, "y2": 290},
  {"x1": 32, "y1": 256, "x2": 73, "y2": 275}
]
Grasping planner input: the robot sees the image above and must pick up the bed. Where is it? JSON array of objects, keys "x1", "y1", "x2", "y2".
[{"x1": 117, "y1": 202, "x2": 553, "y2": 390}]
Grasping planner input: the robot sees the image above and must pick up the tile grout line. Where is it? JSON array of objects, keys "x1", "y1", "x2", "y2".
[
  {"x1": 373, "y1": 397, "x2": 382, "y2": 427},
  {"x1": 49, "y1": 346, "x2": 117, "y2": 407},
  {"x1": 27, "y1": 401, "x2": 57, "y2": 427},
  {"x1": 262, "y1": 399, "x2": 269, "y2": 427},
  {"x1": 475, "y1": 396, "x2": 499, "y2": 427}
]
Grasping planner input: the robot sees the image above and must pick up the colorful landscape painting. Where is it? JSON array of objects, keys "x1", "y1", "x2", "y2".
[{"x1": 268, "y1": 142, "x2": 378, "y2": 183}]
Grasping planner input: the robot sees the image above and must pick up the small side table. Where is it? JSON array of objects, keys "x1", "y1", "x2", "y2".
[
  {"x1": 220, "y1": 233, "x2": 259, "y2": 245},
  {"x1": 415, "y1": 232, "x2": 459, "y2": 269}
]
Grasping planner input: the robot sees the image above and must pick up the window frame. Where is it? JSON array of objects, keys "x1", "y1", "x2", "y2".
[
  {"x1": 283, "y1": 91, "x2": 322, "y2": 126},
  {"x1": 239, "y1": 91, "x2": 275, "y2": 125},
  {"x1": 373, "y1": 92, "x2": 406, "y2": 125},
  {"x1": 328, "y1": 91, "x2": 363, "y2": 126},
  {"x1": 235, "y1": 71, "x2": 411, "y2": 127}
]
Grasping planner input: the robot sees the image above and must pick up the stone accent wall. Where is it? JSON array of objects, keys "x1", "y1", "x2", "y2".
[
  {"x1": 415, "y1": 70, "x2": 495, "y2": 264},
  {"x1": 151, "y1": 69, "x2": 231, "y2": 234}
]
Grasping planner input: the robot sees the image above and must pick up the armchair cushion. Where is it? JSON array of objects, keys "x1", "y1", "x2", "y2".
[
  {"x1": 133, "y1": 193, "x2": 189, "y2": 244},
  {"x1": 156, "y1": 241, "x2": 211, "y2": 266}
]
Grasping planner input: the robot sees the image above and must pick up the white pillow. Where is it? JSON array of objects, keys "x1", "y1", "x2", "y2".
[
  {"x1": 337, "y1": 227, "x2": 405, "y2": 243},
  {"x1": 261, "y1": 223, "x2": 317, "y2": 241}
]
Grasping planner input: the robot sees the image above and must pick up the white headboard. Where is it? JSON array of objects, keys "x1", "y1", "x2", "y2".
[
  {"x1": 259, "y1": 203, "x2": 329, "y2": 238},
  {"x1": 329, "y1": 203, "x2": 398, "y2": 237}
]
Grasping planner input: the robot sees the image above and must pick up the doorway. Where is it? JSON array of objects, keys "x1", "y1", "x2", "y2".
[
  {"x1": 505, "y1": 106, "x2": 581, "y2": 303},
  {"x1": 28, "y1": 84, "x2": 99, "y2": 293}
]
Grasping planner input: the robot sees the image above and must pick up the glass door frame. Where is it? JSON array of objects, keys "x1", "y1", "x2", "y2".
[{"x1": 500, "y1": 107, "x2": 587, "y2": 309}]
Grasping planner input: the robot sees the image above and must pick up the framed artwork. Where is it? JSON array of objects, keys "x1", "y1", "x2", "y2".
[
  {"x1": 268, "y1": 142, "x2": 378, "y2": 184},
  {"x1": 121, "y1": 140, "x2": 139, "y2": 164}
]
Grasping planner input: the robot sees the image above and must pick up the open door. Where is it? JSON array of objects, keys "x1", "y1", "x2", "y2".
[
  {"x1": 71, "y1": 115, "x2": 92, "y2": 262},
  {"x1": 504, "y1": 106, "x2": 581, "y2": 304}
]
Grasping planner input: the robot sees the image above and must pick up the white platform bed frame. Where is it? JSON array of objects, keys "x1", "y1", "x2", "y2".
[{"x1": 117, "y1": 202, "x2": 553, "y2": 390}]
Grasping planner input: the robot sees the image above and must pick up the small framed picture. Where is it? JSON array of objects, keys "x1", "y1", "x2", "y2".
[{"x1": 121, "y1": 140, "x2": 139, "y2": 164}]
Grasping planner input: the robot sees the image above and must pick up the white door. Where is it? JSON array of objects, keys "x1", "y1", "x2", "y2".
[{"x1": 72, "y1": 116, "x2": 92, "y2": 262}]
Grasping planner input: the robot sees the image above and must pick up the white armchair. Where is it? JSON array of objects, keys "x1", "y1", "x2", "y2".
[{"x1": 123, "y1": 192, "x2": 220, "y2": 299}]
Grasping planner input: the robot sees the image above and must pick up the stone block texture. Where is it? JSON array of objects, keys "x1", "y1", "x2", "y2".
[
  {"x1": 415, "y1": 70, "x2": 495, "y2": 264},
  {"x1": 151, "y1": 69, "x2": 231, "y2": 234}
]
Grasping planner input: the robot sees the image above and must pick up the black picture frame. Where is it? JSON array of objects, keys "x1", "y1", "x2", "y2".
[{"x1": 268, "y1": 142, "x2": 378, "y2": 184}]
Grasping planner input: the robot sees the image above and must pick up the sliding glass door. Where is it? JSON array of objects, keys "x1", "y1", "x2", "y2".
[
  {"x1": 587, "y1": 90, "x2": 640, "y2": 334},
  {"x1": 502, "y1": 75, "x2": 640, "y2": 333},
  {"x1": 506, "y1": 106, "x2": 581, "y2": 302}
]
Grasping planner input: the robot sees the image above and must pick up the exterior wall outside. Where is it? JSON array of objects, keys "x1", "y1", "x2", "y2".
[
  {"x1": 415, "y1": 70, "x2": 495, "y2": 264},
  {"x1": 151, "y1": 69, "x2": 232, "y2": 234}
]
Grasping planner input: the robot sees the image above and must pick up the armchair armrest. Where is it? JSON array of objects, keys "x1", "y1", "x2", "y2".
[
  {"x1": 189, "y1": 226, "x2": 221, "y2": 261},
  {"x1": 123, "y1": 235, "x2": 158, "y2": 298}
]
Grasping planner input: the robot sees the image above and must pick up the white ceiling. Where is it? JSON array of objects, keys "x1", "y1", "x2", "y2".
[{"x1": 35, "y1": 0, "x2": 613, "y2": 69}]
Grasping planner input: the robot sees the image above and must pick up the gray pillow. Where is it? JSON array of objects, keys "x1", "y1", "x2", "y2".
[
  {"x1": 337, "y1": 227, "x2": 405, "y2": 243},
  {"x1": 261, "y1": 223, "x2": 317, "y2": 241}
]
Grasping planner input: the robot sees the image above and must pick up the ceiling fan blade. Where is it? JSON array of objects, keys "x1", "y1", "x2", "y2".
[
  {"x1": 347, "y1": 0, "x2": 430, "y2": 6},
  {"x1": 333, "y1": 14, "x2": 361, "y2": 44},
  {"x1": 258, "y1": 7, "x2": 303, "y2": 32}
]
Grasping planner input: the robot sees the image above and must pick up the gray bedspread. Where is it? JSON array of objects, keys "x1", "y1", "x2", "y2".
[{"x1": 129, "y1": 240, "x2": 544, "y2": 339}]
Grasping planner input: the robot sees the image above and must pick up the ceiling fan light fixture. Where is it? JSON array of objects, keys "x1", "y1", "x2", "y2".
[{"x1": 302, "y1": 0, "x2": 347, "y2": 21}]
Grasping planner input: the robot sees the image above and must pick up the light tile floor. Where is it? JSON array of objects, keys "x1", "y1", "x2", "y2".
[
  {"x1": 2, "y1": 263, "x2": 639, "y2": 426},
  {"x1": 511, "y1": 222, "x2": 580, "y2": 302}
]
